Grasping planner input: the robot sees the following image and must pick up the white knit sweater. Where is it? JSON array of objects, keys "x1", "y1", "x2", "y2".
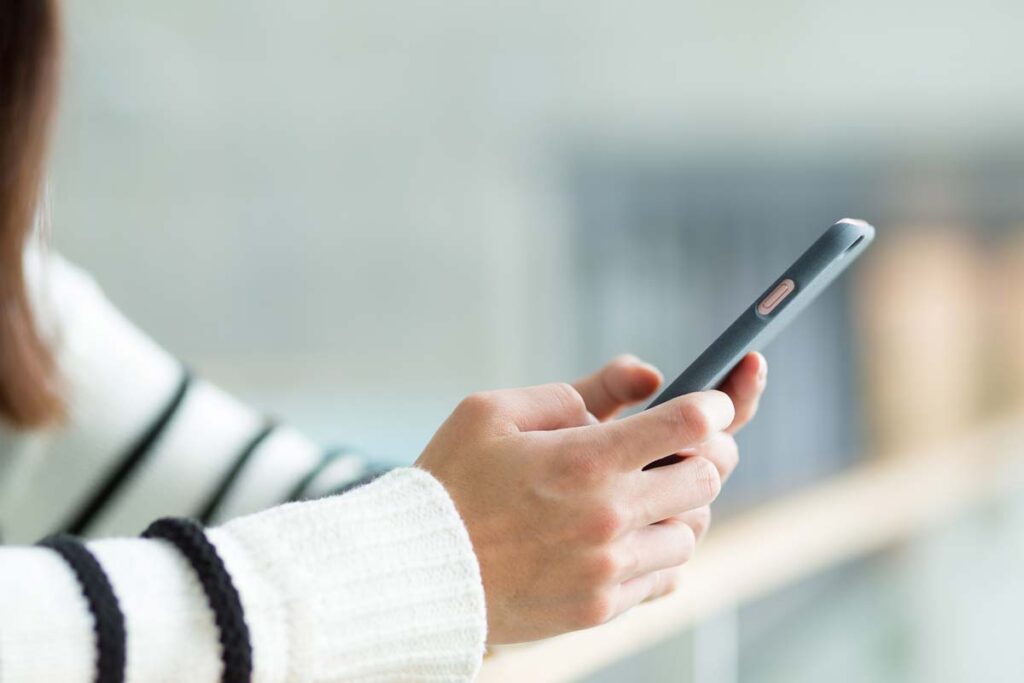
[{"x1": 0, "y1": 245, "x2": 487, "y2": 681}]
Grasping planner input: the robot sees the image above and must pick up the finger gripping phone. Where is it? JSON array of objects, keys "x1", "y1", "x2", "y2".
[{"x1": 642, "y1": 219, "x2": 875, "y2": 467}]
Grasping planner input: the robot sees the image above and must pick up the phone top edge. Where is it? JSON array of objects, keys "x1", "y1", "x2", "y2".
[
  {"x1": 829, "y1": 218, "x2": 876, "y2": 246},
  {"x1": 755, "y1": 218, "x2": 876, "y2": 316},
  {"x1": 834, "y1": 217, "x2": 875, "y2": 232},
  {"x1": 646, "y1": 219, "x2": 876, "y2": 408}
]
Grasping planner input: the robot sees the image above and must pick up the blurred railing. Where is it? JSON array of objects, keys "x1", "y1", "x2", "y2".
[{"x1": 479, "y1": 415, "x2": 1024, "y2": 682}]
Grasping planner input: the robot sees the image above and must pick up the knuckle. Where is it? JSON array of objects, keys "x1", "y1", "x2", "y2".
[
  {"x1": 710, "y1": 433, "x2": 740, "y2": 478},
  {"x1": 576, "y1": 591, "x2": 616, "y2": 629},
  {"x1": 716, "y1": 430, "x2": 738, "y2": 452},
  {"x1": 550, "y1": 382, "x2": 587, "y2": 414},
  {"x1": 618, "y1": 546, "x2": 640, "y2": 581},
  {"x1": 678, "y1": 522, "x2": 698, "y2": 561},
  {"x1": 677, "y1": 398, "x2": 714, "y2": 441},
  {"x1": 582, "y1": 502, "x2": 627, "y2": 544},
  {"x1": 723, "y1": 432, "x2": 740, "y2": 459},
  {"x1": 723, "y1": 435, "x2": 740, "y2": 472},
  {"x1": 457, "y1": 391, "x2": 498, "y2": 417},
  {"x1": 690, "y1": 507, "x2": 712, "y2": 542},
  {"x1": 709, "y1": 389, "x2": 737, "y2": 425},
  {"x1": 691, "y1": 457, "x2": 723, "y2": 503},
  {"x1": 584, "y1": 549, "x2": 623, "y2": 586}
]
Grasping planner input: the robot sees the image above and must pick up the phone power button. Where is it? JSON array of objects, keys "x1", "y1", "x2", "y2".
[{"x1": 757, "y1": 279, "x2": 796, "y2": 316}]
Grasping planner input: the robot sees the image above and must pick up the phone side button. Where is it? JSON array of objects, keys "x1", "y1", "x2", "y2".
[{"x1": 757, "y1": 278, "x2": 796, "y2": 316}]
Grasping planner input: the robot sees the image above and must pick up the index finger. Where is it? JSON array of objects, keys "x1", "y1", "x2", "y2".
[{"x1": 580, "y1": 390, "x2": 735, "y2": 471}]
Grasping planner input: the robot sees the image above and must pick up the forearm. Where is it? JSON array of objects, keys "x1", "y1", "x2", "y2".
[{"x1": 3, "y1": 247, "x2": 379, "y2": 543}]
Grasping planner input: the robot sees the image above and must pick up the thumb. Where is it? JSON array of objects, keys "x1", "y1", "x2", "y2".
[{"x1": 573, "y1": 355, "x2": 663, "y2": 421}]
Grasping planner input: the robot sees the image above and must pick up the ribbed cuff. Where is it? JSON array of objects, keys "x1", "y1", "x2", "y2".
[{"x1": 212, "y1": 467, "x2": 487, "y2": 682}]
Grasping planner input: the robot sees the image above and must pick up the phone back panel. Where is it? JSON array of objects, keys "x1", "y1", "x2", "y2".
[{"x1": 648, "y1": 219, "x2": 875, "y2": 408}]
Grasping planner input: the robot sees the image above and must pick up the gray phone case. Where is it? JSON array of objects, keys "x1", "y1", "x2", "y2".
[
  {"x1": 648, "y1": 218, "x2": 876, "y2": 410},
  {"x1": 641, "y1": 219, "x2": 875, "y2": 470}
]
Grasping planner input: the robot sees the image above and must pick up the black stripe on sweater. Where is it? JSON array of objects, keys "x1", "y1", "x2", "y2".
[
  {"x1": 195, "y1": 420, "x2": 276, "y2": 525},
  {"x1": 322, "y1": 467, "x2": 390, "y2": 498},
  {"x1": 62, "y1": 368, "x2": 192, "y2": 536},
  {"x1": 39, "y1": 534, "x2": 126, "y2": 683},
  {"x1": 142, "y1": 518, "x2": 251, "y2": 683},
  {"x1": 283, "y1": 446, "x2": 350, "y2": 502}
]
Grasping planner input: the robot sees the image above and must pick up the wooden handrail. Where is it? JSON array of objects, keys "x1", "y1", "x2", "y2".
[{"x1": 479, "y1": 416, "x2": 1024, "y2": 683}]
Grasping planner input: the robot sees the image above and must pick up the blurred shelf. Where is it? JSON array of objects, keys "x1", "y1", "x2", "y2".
[{"x1": 479, "y1": 415, "x2": 1024, "y2": 683}]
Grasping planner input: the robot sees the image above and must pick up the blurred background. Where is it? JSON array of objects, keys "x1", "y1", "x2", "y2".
[{"x1": 50, "y1": 1, "x2": 1024, "y2": 681}]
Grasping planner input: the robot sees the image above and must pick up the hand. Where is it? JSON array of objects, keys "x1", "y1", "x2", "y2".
[
  {"x1": 415, "y1": 353, "x2": 766, "y2": 643},
  {"x1": 570, "y1": 353, "x2": 766, "y2": 602}
]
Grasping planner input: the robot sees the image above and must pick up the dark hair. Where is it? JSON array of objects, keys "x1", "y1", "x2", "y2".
[{"x1": 0, "y1": 0, "x2": 63, "y2": 427}]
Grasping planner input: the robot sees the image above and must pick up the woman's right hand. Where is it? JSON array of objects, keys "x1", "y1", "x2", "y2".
[{"x1": 415, "y1": 381, "x2": 738, "y2": 644}]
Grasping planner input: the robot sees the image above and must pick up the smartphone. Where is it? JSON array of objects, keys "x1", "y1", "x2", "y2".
[{"x1": 643, "y1": 218, "x2": 875, "y2": 468}]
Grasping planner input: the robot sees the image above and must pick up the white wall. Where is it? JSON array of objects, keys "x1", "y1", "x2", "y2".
[{"x1": 50, "y1": 0, "x2": 1024, "y2": 455}]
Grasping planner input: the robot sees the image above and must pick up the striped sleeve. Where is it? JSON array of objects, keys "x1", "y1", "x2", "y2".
[
  {"x1": 0, "y1": 249, "x2": 380, "y2": 543},
  {"x1": 1, "y1": 249, "x2": 484, "y2": 680},
  {"x1": 0, "y1": 469, "x2": 487, "y2": 682}
]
